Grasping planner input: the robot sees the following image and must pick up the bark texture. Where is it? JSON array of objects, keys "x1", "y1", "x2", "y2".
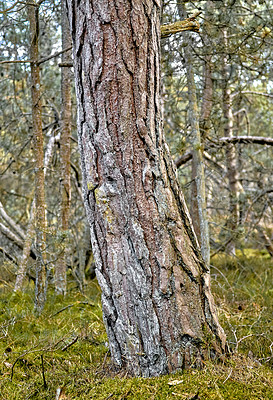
[{"x1": 68, "y1": 0, "x2": 226, "y2": 376}]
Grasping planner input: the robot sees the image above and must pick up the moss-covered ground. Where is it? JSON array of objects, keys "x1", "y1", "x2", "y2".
[{"x1": 0, "y1": 251, "x2": 272, "y2": 399}]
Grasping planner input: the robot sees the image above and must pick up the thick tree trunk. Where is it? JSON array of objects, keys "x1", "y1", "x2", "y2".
[
  {"x1": 68, "y1": 0, "x2": 226, "y2": 376},
  {"x1": 55, "y1": 0, "x2": 72, "y2": 295},
  {"x1": 27, "y1": 1, "x2": 47, "y2": 313}
]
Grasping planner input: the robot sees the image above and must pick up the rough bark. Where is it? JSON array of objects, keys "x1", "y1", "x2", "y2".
[
  {"x1": 177, "y1": 2, "x2": 210, "y2": 265},
  {"x1": 67, "y1": 0, "x2": 226, "y2": 377},
  {"x1": 27, "y1": 0, "x2": 47, "y2": 313},
  {"x1": 55, "y1": 0, "x2": 72, "y2": 295}
]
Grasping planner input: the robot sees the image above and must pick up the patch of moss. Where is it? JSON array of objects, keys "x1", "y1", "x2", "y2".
[{"x1": 0, "y1": 253, "x2": 272, "y2": 399}]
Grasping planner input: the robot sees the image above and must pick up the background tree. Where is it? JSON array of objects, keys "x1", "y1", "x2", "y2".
[
  {"x1": 27, "y1": 0, "x2": 47, "y2": 313},
  {"x1": 54, "y1": 0, "x2": 72, "y2": 296}
]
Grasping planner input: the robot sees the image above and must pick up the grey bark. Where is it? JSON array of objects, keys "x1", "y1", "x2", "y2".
[{"x1": 67, "y1": 0, "x2": 226, "y2": 376}]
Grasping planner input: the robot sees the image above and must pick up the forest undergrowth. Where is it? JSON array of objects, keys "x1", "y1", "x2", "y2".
[{"x1": 0, "y1": 251, "x2": 272, "y2": 399}]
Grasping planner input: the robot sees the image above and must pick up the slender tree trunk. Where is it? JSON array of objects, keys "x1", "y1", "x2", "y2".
[
  {"x1": 27, "y1": 0, "x2": 47, "y2": 313},
  {"x1": 67, "y1": 0, "x2": 226, "y2": 377},
  {"x1": 55, "y1": 0, "x2": 72, "y2": 295},
  {"x1": 14, "y1": 130, "x2": 60, "y2": 292},
  {"x1": 222, "y1": 29, "x2": 241, "y2": 256},
  {"x1": 199, "y1": 56, "x2": 213, "y2": 142},
  {"x1": 178, "y1": 3, "x2": 210, "y2": 265}
]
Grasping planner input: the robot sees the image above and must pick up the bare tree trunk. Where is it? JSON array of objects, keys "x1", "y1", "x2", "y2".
[
  {"x1": 27, "y1": 0, "x2": 47, "y2": 313},
  {"x1": 55, "y1": 0, "x2": 72, "y2": 295},
  {"x1": 199, "y1": 57, "x2": 213, "y2": 142},
  {"x1": 178, "y1": 3, "x2": 210, "y2": 265},
  {"x1": 222, "y1": 29, "x2": 241, "y2": 256},
  {"x1": 14, "y1": 130, "x2": 60, "y2": 292},
  {"x1": 67, "y1": 0, "x2": 226, "y2": 377}
]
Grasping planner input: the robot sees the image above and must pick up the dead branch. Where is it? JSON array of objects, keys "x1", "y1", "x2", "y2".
[
  {"x1": 0, "y1": 200, "x2": 26, "y2": 241},
  {"x1": 161, "y1": 12, "x2": 201, "y2": 38},
  {"x1": 0, "y1": 222, "x2": 24, "y2": 249},
  {"x1": 219, "y1": 136, "x2": 273, "y2": 146}
]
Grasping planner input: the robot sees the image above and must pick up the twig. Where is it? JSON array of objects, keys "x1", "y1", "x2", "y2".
[
  {"x1": 61, "y1": 336, "x2": 78, "y2": 351},
  {"x1": 96, "y1": 350, "x2": 110, "y2": 376},
  {"x1": 41, "y1": 354, "x2": 47, "y2": 388},
  {"x1": 223, "y1": 367, "x2": 233, "y2": 384},
  {"x1": 0, "y1": 46, "x2": 72, "y2": 66},
  {"x1": 37, "y1": 46, "x2": 72, "y2": 65},
  {"x1": 0, "y1": 59, "x2": 31, "y2": 64},
  {"x1": 0, "y1": 0, "x2": 20, "y2": 13},
  {"x1": 11, "y1": 345, "x2": 40, "y2": 381},
  {"x1": 50, "y1": 301, "x2": 95, "y2": 317},
  {"x1": 104, "y1": 394, "x2": 114, "y2": 400}
]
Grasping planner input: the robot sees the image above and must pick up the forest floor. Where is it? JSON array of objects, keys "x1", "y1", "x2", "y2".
[{"x1": 0, "y1": 251, "x2": 272, "y2": 399}]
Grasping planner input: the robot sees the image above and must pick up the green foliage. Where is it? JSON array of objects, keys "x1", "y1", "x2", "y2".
[{"x1": 0, "y1": 253, "x2": 273, "y2": 399}]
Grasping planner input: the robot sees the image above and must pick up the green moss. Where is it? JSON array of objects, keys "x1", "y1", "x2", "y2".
[{"x1": 0, "y1": 253, "x2": 273, "y2": 399}]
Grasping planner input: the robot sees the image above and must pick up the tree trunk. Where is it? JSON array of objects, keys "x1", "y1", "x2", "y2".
[
  {"x1": 67, "y1": 0, "x2": 226, "y2": 377},
  {"x1": 27, "y1": 0, "x2": 47, "y2": 313},
  {"x1": 222, "y1": 29, "x2": 241, "y2": 256},
  {"x1": 14, "y1": 130, "x2": 60, "y2": 292},
  {"x1": 178, "y1": 2, "x2": 210, "y2": 266},
  {"x1": 55, "y1": 0, "x2": 72, "y2": 295}
]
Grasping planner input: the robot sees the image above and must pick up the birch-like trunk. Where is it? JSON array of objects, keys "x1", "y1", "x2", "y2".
[
  {"x1": 55, "y1": 0, "x2": 72, "y2": 295},
  {"x1": 27, "y1": 1, "x2": 47, "y2": 313},
  {"x1": 67, "y1": 0, "x2": 226, "y2": 376}
]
